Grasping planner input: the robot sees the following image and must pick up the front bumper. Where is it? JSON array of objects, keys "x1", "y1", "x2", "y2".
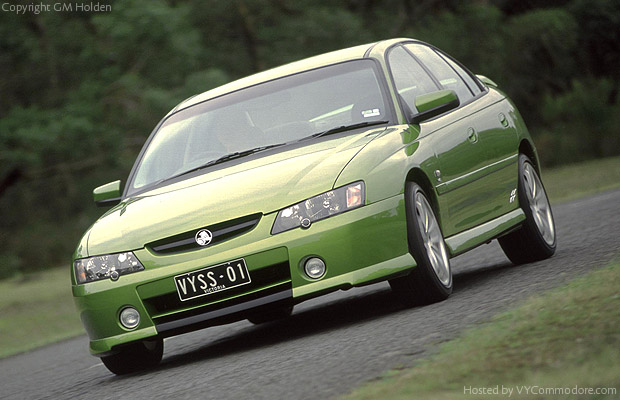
[{"x1": 73, "y1": 193, "x2": 414, "y2": 356}]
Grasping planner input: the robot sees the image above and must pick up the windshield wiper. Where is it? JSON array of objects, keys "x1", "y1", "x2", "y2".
[
  {"x1": 207, "y1": 144, "x2": 284, "y2": 165},
  {"x1": 159, "y1": 143, "x2": 286, "y2": 184},
  {"x1": 310, "y1": 120, "x2": 389, "y2": 138},
  {"x1": 147, "y1": 121, "x2": 388, "y2": 189}
]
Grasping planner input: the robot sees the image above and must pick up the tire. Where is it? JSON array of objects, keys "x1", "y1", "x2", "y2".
[
  {"x1": 389, "y1": 182, "x2": 452, "y2": 306},
  {"x1": 498, "y1": 154, "x2": 556, "y2": 264},
  {"x1": 247, "y1": 306, "x2": 293, "y2": 325},
  {"x1": 101, "y1": 338, "x2": 163, "y2": 375}
]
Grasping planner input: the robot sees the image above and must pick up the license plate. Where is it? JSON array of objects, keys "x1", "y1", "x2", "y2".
[{"x1": 174, "y1": 259, "x2": 251, "y2": 302}]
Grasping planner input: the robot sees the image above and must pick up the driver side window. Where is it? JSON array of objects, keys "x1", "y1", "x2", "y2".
[
  {"x1": 405, "y1": 44, "x2": 475, "y2": 104},
  {"x1": 388, "y1": 45, "x2": 439, "y2": 117}
]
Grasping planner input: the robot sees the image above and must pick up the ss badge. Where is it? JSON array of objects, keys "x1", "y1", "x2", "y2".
[{"x1": 509, "y1": 189, "x2": 517, "y2": 203}]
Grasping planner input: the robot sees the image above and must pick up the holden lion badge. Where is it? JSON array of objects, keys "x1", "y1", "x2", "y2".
[{"x1": 195, "y1": 229, "x2": 213, "y2": 246}]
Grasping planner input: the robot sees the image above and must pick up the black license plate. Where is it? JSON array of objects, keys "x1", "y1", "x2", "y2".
[{"x1": 174, "y1": 259, "x2": 251, "y2": 302}]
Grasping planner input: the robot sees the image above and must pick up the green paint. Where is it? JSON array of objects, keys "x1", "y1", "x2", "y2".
[
  {"x1": 92, "y1": 180, "x2": 121, "y2": 204},
  {"x1": 414, "y1": 89, "x2": 458, "y2": 113},
  {"x1": 73, "y1": 38, "x2": 545, "y2": 358}
]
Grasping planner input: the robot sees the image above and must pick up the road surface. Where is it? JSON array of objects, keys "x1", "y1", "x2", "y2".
[{"x1": 2, "y1": 189, "x2": 619, "y2": 400}]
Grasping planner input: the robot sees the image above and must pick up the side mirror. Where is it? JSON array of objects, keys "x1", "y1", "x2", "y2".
[
  {"x1": 411, "y1": 89, "x2": 459, "y2": 124},
  {"x1": 93, "y1": 180, "x2": 122, "y2": 207},
  {"x1": 476, "y1": 74, "x2": 498, "y2": 88}
]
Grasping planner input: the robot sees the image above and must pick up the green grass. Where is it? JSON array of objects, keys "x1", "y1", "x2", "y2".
[
  {"x1": 542, "y1": 155, "x2": 620, "y2": 204},
  {"x1": 0, "y1": 266, "x2": 83, "y2": 358},
  {"x1": 342, "y1": 259, "x2": 620, "y2": 400}
]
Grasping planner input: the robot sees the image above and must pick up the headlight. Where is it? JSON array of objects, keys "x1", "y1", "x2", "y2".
[
  {"x1": 272, "y1": 181, "x2": 365, "y2": 234},
  {"x1": 74, "y1": 252, "x2": 144, "y2": 284}
]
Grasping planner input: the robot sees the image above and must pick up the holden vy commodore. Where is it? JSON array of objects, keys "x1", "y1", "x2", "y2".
[{"x1": 73, "y1": 38, "x2": 556, "y2": 374}]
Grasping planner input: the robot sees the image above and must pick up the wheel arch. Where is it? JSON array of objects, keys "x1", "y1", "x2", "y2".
[
  {"x1": 519, "y1": 139, "x2": 541, "y2": 175},
  {"x1": 405, "y1": 167, "x2": 439, "y2": 214}
]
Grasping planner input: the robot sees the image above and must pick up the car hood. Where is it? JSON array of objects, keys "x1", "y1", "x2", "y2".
[{"x1": 86, "y1": 128, "x2": 385, "y2": 256}]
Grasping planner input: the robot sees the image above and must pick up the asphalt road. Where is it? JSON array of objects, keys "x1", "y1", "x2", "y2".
[{"x1": 2, "y1": 189, "x2": 619, "y2": 400}]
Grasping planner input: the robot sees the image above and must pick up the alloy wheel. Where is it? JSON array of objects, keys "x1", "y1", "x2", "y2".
[
  {"x1": 414, "y1": 192, "x2": 451, "y2": 286},
  {"x1": 522, "y1": 163, "x2": 555, "y2": 246}
]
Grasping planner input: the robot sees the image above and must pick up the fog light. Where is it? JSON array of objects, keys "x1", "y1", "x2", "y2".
[
  {"x1": 304, "y1": 257, "x2": 326, "y2": 279},
  {"x1": 120, "y1": 307, "x2": 140, "y2": 329}
]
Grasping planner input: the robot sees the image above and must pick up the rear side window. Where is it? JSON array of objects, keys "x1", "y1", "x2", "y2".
[
  {"x1": 387, "y1": 46, "x2": 439, "y2": 116},
  {"x1": 405, "y1": 44, "x2": 474, "y2": 104}
]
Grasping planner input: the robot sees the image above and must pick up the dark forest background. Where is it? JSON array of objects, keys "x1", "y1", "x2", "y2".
[{"x1": 1, "y1": 0, "x2": 619, "y2": 277}]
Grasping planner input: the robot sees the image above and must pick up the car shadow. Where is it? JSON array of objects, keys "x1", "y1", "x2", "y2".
[
  {"x1": 156, "y1": 286, "x2": 403, "y2": 371},
  {"x1": 452, "y1": 260, "x2": 515, "y2": 289},
  {"x1": 116, "y1": 259, "x2": 518, "y2": 377}
]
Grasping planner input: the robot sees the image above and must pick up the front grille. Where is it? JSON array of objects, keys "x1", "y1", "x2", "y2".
[
  {"x1": 147, "y1": 213, "x2": 261, "y2": 254},
  {"x1": 142, "y1": 261, "x2": 291, "y2": 322}
]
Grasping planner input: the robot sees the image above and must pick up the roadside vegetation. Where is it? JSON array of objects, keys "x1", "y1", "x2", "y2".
[
  {"x1": 1, "y1": 0, "x2": 619, "y2": 279},
  {"x1": 543, "y1": 155, "x2": 620, "y2": 204},
  {"x1": 342, "y1": 258, "x2": 620, "y2": 400},
  {"x1": 0, "y1": 266, "x2": 82, "y2": 358}
]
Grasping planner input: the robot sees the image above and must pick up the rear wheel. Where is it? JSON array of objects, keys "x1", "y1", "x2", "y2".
[
  {"x1": 390, "y1": 182, "x2": 452, "y2": 306},
  {"x1": 498, "y1": 154, "x2": 556, "y2": 264},
  {"x1": 101, "y1": 338, "x2": 163, "y2": 375}
]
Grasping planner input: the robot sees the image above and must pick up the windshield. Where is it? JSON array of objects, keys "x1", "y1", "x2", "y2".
[{"x1": 128, "y1": 59, "x2": 391, "y2": 194}]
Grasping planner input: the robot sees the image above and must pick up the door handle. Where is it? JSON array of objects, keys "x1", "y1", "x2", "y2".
[
  {"x1": 467, "y1": 127, "x2": 478, "y2": 143},
  {"x1": 499, "y1": 113, "x2": 509, "y2": 127}
]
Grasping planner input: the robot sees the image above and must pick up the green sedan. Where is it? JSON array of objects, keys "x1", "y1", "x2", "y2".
[{"x1": 72, "y1": 38, "x2": 556, "y2": 374}]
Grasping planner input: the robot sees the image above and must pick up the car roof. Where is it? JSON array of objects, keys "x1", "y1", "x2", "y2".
[{"x1": 172, "y1": 38, "x2": 413, "y2": 114}]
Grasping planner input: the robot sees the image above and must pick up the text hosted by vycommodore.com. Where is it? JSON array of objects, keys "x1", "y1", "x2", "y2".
[{"x1": 464, "y1": 385, "x2": 617, "y2": 397}]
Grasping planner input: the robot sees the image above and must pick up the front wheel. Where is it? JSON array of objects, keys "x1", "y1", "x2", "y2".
[
  {"x1": 498, "y1": 154, "x2": 556, "y2": 264},
  {"x1": 390, "y1": 182, "x2": 452, "y2": 306},
  {"x1": 101, "y1": 338, "x2": 163, "y2": 375}
]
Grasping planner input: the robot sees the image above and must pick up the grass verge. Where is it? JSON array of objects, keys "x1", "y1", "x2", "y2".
[
  {"x1": 542, "y1": 155, "x2": 620, "y2": 204},
  {"x1": 0, "y1": 266, "x2": 83, "y2": 358},
  {"x1": 342, "y1": 259, "x2": 620, "y2": 399}
]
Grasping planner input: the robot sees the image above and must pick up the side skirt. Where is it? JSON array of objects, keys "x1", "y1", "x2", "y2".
[{"x1": 445, "y1": 209, "x2": 525, "y2": 257}]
